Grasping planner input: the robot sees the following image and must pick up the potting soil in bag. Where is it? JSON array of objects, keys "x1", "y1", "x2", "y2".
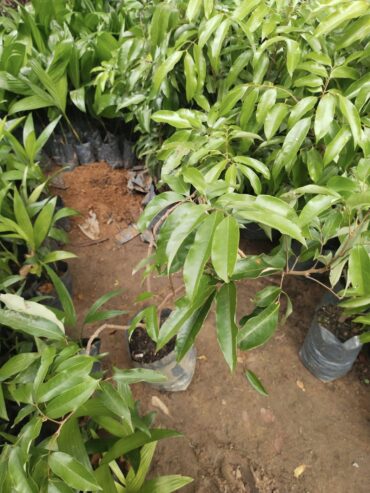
[
  {"x1": 132, "y1": 346, "x2": 197, "y2": 392},
  {"x1": 299, "y1": 293, "x2": 362, "y2": 382}
]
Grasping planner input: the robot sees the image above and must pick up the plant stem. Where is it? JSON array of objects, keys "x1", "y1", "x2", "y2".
[{"x1": 86, "y1": 323, "x2": 129, "y2": 354}]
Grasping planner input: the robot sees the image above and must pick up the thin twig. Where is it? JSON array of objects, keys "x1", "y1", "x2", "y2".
[
  {"x1": 86, "y1": 323, "x2": 129, "y2": 354},
  {"x1": 305, "y1": 275, "x2": 340, "y2": 299},
  {"x1": 158, "y1": 285, "x2": 184, "y2": 312}
]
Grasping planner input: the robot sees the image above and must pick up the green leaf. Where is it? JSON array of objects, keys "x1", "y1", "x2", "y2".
[
  {"x1": 264, "y1": 103, "x2": 289, "y2": 140},
  {"x1": 237, "y1": 165, "x2": 261, "y2": 194},
  {"x1": 140, "y1": 475, "x2": 193, "y2": 493},
  {"x1": 306, "y1": 148, "x2": 323, "y2": 182},
  {"x1": 0, "y1": 353, "x2": 40, "y2": 381},
  {"x1": 34, "y1": 198, "x2": 56, "y2": 249},
  {"x1": 233, "y1": 156, "x2": 270, "y2": 179},
  {"x1": 152, "y1": 111, "x2": 192, "y2": 129},
  {"x1": 0, "y1": 384, "x2": 8, "y2": 420},
  {"x1": 44, "y1": 265, "x2": 77, "y2": 328},
  {"x1": 210, "y1": 19, "x2": 231, "y2": 72},
  {"x1": 314, "y1": 1, "x2": 369, "y2": 37},
  {"x1": 153, "y1": 51, "x2": 184, "y2": 93},
  {"x1": 338, "y1": 95, "x2": 362, "y2": 147},
  {"x1": 43, "y1": 250, "x2": 77, "y2": 264},
  {"x1": 358, "y1": 331, "x2": 370, "y2": 343},
  {"x1": 348, "y1": 246, "x2": 370, "y2": 296},
  {"x1": 0, "y1": 309, "x2": 65, "y2": 341},
  {"x1": 137, "y1": 192, "x2": 184, "y2": 232},
  {"x1": 273, "y1": 117, "x2": 311, "y2": 177},
  {"x1": 298, "y1": 195, "x2": 339, "y2": 227},
  {"x1": 101, "y1": 429, "x2": 181, "y2": 465},
  {"x1": 186, "y1": 0, "x2": 202, "y2": 22},
  {"x1": 70, "y1": 87, "x2": 86, "y2": 113},
  {"x1": 232, "y1": 0, "x2": 260, "y2": 21},
  {"x1": 158, "y1": 202, "x2": 206, "y2": 272},
  {"x1": 240, "y1": 87, "x2": 259, "y2": 129},
  {"x1": 9, "y1": 447, "x2": 37, "y2": 493},
  {"x1": 99, "y1": 381, "x2": 132, "y2": 430},
  {"x1": 49, "y1": 452, "x2": 102, "y2": 492},
  {"x1": 238, "y1": 303, "x2": 279, "y2": 350},
  {"x1": 245, "y1": 370, "x2": 268, "y2": 396},
  {"x1": 288, "y1": 97, "x2": 317, "y2": 128},
  {"x1": 216, "y1": 283, "x2": 238, "y2": 371},
  {"x1": 286, "y1": 39, "x2": 300, "y2": 77},
  {"x1": 45, "y1": 378, "x2": 99, "y2": 419},
  {"x1": 254, "y1": 286, "x2": 281, "y2": 307},
  {"x1": 204, "y1": 0, "x2": 214, "y2": 18},
  {"x1": 219, "y1": 85, "x2": 247, "y2": 117},
  {"x1": 184, "y1": 52, "x2": 197, "y2": 102},
  {"x1": 256, "y1": 89, "x2": 277, "y2": 124},
  {"x1": 113, "y1": 368, "x2": 167, "y2": 385},
  {"x1": 14, "y1": 189, "x2": 34, "y2": 249},
  {"x1": 58, "y1": 418, "x2": 91, "y2": 470},
  {"x1": 83, "y1": 289, "x2": 122, "y2": 325},
  {"x1": 337, "y1": 14, "x2": 370, "y2": 49},
  {"x1": 323, "y1": 127, "x2": 352, "y2": 166},
  {"x1": 211, "y1": 216, "x2": 239, "y2": 282},
  {"x1": 9, "y1": 95, "x2": 53, "y2": 114},
  {"x1": 176, "y1": 293, "x2": 215, "y2": 361},
  {"x1": 184, "y1": 212, "x2": 222, "y2": 299},
  {"x1": 198, "y1": 14, "x2": 224, "y2": 48}
]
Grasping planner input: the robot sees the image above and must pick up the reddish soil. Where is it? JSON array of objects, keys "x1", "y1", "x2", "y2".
[{"x1": 56, "y1": 163, "x2": 370, "y2": 493}]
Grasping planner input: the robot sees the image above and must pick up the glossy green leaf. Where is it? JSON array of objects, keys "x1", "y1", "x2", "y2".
[
  {"x1": 140, "y1": 475, "x2": 193, "y2": 493},
  {"x1": 45, "y1": 378, "x2": 98, "y2": 419},
  {"x1": 198, "y1": 14, "x2": 223, "y2": 48},
  {"x1": 49, "y1": 452, "x2": 101, "y2": 492},
  {"x1": 323, "y1": 127, "x2": 352, "y2": 166},
  {"x1": 348, "y1": 246, "x2": 370, "y2": 296},
  {"x1": 288, "y1": 97, "x2": 317, "y2": 128},
  {"x1": 286, "y1": 39, "x2": 301, "y2": 77},
  {"x1": 113, "y1": 368, "x2": 167, "y2": 385},
  {"x1": 314, "y1": 1, "x2": 369, "y2": 37},
  {"x1": 256, "y1": 88, "x2": 277, "y2": 124},
  {"x1": 216, "y1": 282, "x2": 238, "y2": 371},
  {"x1": 184, "y1": 53, "x2": 197, "y2": 102},
  {"x1": 238, "y1": 303, "x2": 279, "y2": 350},
  {"x1": 153, "y1": 51, "x2": 184, "y2": 93},
  {"x1": 264, "y1": 103, "x2": 289, "y2": 140},
  {"x1": 245, "y1": 370, "x2": 268, "y2": 396},
  {"x1": 184, "y1": 212, "x2": 222, "y2": 299},
  {"x1": 274, "y1": 117, "x2": 311, "y2": 176},
  {"x1": 137, "y1": 192, "x2": 184, "y2": 232},
  {"x1": 338, "y1": 95, "x2": 362, "y2": 147},
  {"x1": 211, "y1": 216, "x2": 240, "y2": 282},
  {"x1": 299, "y1": 195, "x2": 339, "y2": 227},
  {"x1": 0, "y1": 309, "x2": 65, "y2": 341}
]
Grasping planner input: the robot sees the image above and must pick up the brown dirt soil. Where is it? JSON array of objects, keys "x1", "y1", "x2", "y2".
[{"x1": 55, "y1": 163, "x2": 370, "y2": 493}]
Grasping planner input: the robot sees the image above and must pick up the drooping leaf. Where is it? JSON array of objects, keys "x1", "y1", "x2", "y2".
[
  {"x1": 211, "y1": 216, "x2": 240, "y2": 282},
  {"x1": 49, "y1": 452, "x2": 102, "y2": 492},
  {"x1": 238, "y1": 303, "x2": 280, "y2": 350},
  {"x1": 216, "y1": 283, "x2": 238, "y2": 371}
]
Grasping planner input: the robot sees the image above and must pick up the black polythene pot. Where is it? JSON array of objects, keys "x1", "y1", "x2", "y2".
[
  {"x1": 299, "y1": 292, "x2": 363, "y2": 382},
  {"x1": 22, "y1": 260, "x2": 73, "y2": 310},
  {"x1": 80, "y1": 337, "x2": 102, "y2": 374},
  {"x1": 127, "y1": 309, "x2": 197, "y2": 392}
]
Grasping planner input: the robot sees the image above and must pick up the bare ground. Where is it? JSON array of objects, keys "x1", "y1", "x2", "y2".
[{"x1": 54, "y1": 163, "x2": 370, "y2": 493}]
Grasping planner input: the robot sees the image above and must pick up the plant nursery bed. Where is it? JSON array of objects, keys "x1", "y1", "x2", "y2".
[{"x1": 56, "y1": 164, "x2": 370, "y2": 493}]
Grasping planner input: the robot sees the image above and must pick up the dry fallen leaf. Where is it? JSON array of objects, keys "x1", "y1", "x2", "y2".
[
  {"x1": 294, "y1": 464, "x2": 307, "y2": 478},
  {"x1": 78, "y1": 210, "x2": 100, "y2": 240},
  {"x1": 115, "y1": 224, "x2": 139, "y2": 245},
  {"x1": 296, "y1": 380, "x2": 306, "y2": 392},
  {"x1": 197, "y1": 355, "x2": 207, "y2": 361},
  {"x1": 151, "y1": 396, "x2": 170, "y2": 416}
]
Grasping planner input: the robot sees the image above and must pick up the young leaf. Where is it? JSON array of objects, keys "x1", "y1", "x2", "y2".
[
  {"x1": 140, "y1": 475, "x2": 193, "y2": 493},
  {"x1": 198, "y1": 14, "x2": 224, "y2": 48},
  {"x1": 83, "y1": 289, "x2": 123, "y2": 325},
  {"x1": 211, "y1": 216, "x2": 240, "y2": 282},
  {"x1": 186, "y1": 0, "x2": 202, "y2": 22},
  {"x1": 245, "y1": 370, "x2": 268, "y2": 396},
  {"x1": 216, "y1": 282, "x2": 238, "y2": 371}
]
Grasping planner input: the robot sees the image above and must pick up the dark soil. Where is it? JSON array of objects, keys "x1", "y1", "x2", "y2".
[
  {"x1": 129, "y1": 309, "x2": 175, "y2": 364},
  {"x1": 317, "y1": 304, "x2": 366, "y2": 342}
]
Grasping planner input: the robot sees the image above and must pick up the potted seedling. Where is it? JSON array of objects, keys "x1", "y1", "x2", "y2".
[
  {"x1": 0, "y1": 295, "x2": 193, "y2": 492},
  {"x1": 300, "y1": 245, "x2": 370, "y2": 381}
]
